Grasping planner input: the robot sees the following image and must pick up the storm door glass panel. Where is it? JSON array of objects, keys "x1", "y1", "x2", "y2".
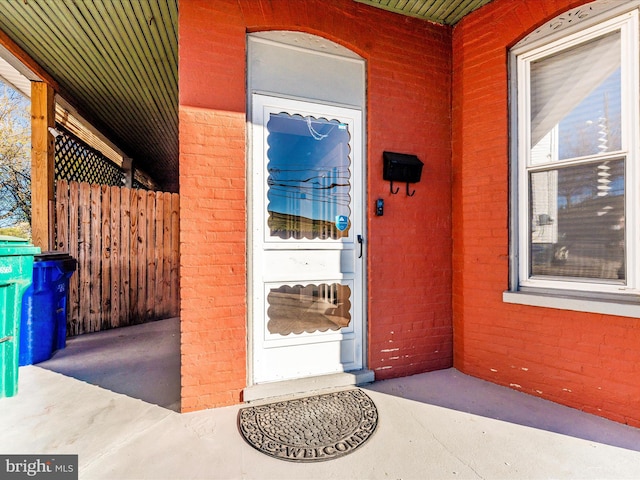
[
  {"x1": 266, "y1": 113, "x2": 351, "y2": 239},
  {"x1": 267, "y1": 283, "x2": 351, "y2": 336}
]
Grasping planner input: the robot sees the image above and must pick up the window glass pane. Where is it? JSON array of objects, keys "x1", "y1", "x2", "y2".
[
  {"x1": 267, "y1": 283, "x2": 351, "y2": 336},
  {"x1": 266, "y1": 113, "x2": 352, "y2": 240},
  {"x1": 530, "y1": 31, "x2": 621, "y2": 163},
  {"x1": 529, "y1": 158, "x2": 625, "y2": 280}
]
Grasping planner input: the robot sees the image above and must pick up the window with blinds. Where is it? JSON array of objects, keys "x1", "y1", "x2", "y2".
[{"x1": 514, "y1": 10, "x2": 640, "y2": 294}]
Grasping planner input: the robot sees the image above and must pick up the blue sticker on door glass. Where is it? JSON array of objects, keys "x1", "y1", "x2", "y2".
[{"x1": 335, "y1": 215, "x2": 349, "y2": 232}]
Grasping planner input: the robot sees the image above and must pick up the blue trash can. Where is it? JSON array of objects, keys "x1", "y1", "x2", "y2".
[{"x1": 19, "y1": 252, "x2": 77, "y2": 366}]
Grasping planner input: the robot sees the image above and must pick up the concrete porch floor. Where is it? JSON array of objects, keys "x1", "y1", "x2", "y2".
[{"x1": 1, "y1": 317, "x2": 640, "y2": 479}]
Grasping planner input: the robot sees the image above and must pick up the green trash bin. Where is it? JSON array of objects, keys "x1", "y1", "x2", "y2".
[{"x1": 0, "y1": 235, "x2": 40, "y2": 398}]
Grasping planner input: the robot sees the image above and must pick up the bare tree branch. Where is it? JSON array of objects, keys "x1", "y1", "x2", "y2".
[{"x1": 0, "y1": 81, "x2": 31, "y2": 234}]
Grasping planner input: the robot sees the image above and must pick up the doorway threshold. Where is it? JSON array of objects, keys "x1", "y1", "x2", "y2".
[{"x1": 243, "y1": 369, "x2": 374, "y2": 403}]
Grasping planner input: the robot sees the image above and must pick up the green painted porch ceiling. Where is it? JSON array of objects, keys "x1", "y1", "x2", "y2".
[
  {"x1": 355, "y1": 0, "x2": 493, "y2": 25},
  {"x1": 0, "y1": 0, "x2": 491, "y2": 192},
  {"x1": 0, "y1": 0, "x2": 179, "y2": 191}
]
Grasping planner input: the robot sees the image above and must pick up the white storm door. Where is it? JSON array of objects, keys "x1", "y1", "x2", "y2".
[{"x1": 251, "y1": 94, "x2": 364, "y2": 384}]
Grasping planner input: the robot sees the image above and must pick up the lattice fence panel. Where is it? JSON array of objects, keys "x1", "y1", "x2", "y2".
[{"x1": 54, "y1": 126, "x2": 124, "y2": 186}]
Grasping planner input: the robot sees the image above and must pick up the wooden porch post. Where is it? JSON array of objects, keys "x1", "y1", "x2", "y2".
[{"x1": 31, "y1": 81, "x2": 55, "y2": 250}]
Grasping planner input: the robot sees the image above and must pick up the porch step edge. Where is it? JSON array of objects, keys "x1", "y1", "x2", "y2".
[{"x1": 243, "y1": 369, "x2": 375, "y2": 403}]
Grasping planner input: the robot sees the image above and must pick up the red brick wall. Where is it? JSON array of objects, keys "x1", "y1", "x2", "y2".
[
  {"x1": 453, "y1": 0, "x2": 640, "y2": 427},
  {"x1": 364, "y1": 12, "x2": 453, "y2": 379},
  {"x1": 179, "y1": 0, "x2": 453, "y2": 411}
]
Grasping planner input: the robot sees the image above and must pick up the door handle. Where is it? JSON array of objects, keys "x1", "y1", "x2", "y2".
[{"x1": 357, "y1": 235, "x2": 364, "y2": 258}]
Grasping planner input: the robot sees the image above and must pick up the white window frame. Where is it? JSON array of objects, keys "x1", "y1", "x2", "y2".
[{"x1": 506, "y1": 9, "x2": 640, "y2": 314}]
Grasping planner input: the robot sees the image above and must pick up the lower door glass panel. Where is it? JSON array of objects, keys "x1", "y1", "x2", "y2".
[{"x1": 267, "y1": 283, "x2": 351, "y2": 335}]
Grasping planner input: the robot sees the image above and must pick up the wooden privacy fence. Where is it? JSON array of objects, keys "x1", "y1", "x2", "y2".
[{"x1": 55, "y1": 179, "x2": 180, "y2": 336}]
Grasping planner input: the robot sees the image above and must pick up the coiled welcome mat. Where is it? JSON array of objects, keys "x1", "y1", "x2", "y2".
[{"x1": 238, "y1": 388, "x2": 378, "y2": 462}]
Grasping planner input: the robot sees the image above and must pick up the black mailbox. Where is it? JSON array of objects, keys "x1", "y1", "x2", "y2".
[{"x1": 383, "y1": 151, "x2": 423, "y2": 196}]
